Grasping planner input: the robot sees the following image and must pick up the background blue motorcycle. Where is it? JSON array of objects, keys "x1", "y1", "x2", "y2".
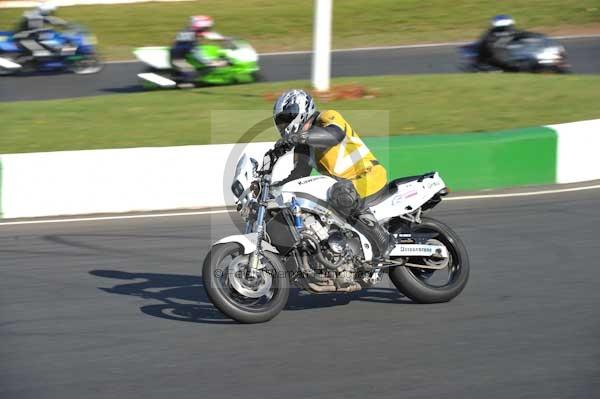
[
  {"x1": 458, "y1": 31, "x2": 570, "y2": 74},
  {"x1": 0, "y1": 24, "x2": 102, "y2": 75}
]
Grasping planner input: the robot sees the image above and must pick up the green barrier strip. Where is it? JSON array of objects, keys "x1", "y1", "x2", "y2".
[{"x1": 364, "y1": 127, "x2": 558, "y2": 192}]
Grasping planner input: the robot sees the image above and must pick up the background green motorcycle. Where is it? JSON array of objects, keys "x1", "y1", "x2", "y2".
[{"x1": 133, "y1": 39, "x2": 260, "y2": 88}]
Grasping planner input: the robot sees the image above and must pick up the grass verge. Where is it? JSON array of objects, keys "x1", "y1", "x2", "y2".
[
  {"x1": 1, "y1": 0, "x2": 599, "y2": 59},
  {"x1": 1, "y1": 73, "x2": 600, "y2": 154}
]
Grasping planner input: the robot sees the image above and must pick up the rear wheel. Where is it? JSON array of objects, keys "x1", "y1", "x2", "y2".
[
  {"x1": 389, "y1": 217, "x2": 469, "y2": 303},
  {"x1": 69, "y1": 54, "x2": 103, "y2": 74},
  {"x1": 0, "y1": 54, "x2": 23, "y2": 76},
  {"x1": 202, "y1": 243, "x2": 289, "y2": 323}
]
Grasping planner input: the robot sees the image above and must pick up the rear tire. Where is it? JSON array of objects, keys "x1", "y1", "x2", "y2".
[
  {"x1": 0, "y1": 54, "x2": 21, "y2": 76},
  {"x1": 70, "y1": 54, "x2": 103, "y2": 74},
  {"x1": 202, "y1": 243, "x2": 289, "y2": 323},
  {"x1": 389, "y1": 217, "x2": 469, "y2": 303}
]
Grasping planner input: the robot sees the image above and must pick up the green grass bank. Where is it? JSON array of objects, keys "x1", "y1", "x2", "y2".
[{"x1": 1, "y1": 74, "x2": 600, "y2": 154}]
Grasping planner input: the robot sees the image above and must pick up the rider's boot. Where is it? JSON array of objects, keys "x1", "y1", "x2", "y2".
[
  {"x1": 351, "y1": 209, "x2": 395, "y2": 261},
  {"x1": 171, "y1": 58, "x2": 197, "y2": 87}
]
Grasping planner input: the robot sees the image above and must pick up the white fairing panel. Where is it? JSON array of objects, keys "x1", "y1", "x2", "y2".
[
  {"x1": 276, "y1": 170, "x2": 445, "y2": 221},
  {"x1": 225, "y1": 42, "x2": 259, "y2": 63},
  {"x1": 213, "y1": 233, "x2": 278, "y2": 254},
  {"x1": 279, "y1": 175, "x2": 337, "y2": 201},
  {"x1": 203, "y1": 32, "x2": 226, "y2": 41},
  {"x1": 270, "y1": 150, "x2": 295, "y2": 183},
  {"x1": 133, "y1": 47, "x2": 171, "y2": 70},
  {"x1": 370, "y1": 173, "x2": 446, "y2": 221},
  {"x1": 0, "y1": 57, "x2": 22, "y2": 69},
  {"x1": 137, "y1": 73, "x2": 176, "y2": 87},
  {"x1": 233, "y1": 154, "x2": 256, "y2": 193}
]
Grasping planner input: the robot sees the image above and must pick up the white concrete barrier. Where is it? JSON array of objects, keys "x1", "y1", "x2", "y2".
[
  {"x1": 1, "y1": 119, "x2": 599, "y2": 219},
  {"x1": 0, "y1": 141, "x2": 291, "y2": 219},
  {"x1": 550, "y1": 119, "x2": 600, "y2": 184}
]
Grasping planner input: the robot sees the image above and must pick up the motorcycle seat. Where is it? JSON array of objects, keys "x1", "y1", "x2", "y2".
[{"x1": 363, "y1": 171, "x2": 436, "y2": 208}]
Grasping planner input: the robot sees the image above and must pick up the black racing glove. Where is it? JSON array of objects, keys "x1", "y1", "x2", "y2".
[
  {"x1": 285, "y1": 131, "x2": 308, "y2": 147},
  {"x1": 272, "y1": 139, "x2": 292, "y2": 157}
]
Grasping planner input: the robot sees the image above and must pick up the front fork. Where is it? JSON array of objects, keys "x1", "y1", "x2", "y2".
[{"x1": 248, "y1": 176, "x2": 270, "y2": 273}]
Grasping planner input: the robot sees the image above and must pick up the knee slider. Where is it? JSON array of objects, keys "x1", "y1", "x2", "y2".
[{"x1": 328, "y1": 180, "x2": 361, "y2": 216}]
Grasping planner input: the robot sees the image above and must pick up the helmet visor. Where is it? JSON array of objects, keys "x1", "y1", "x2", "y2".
[{"x1": 274, "y1": 104, "x2": 299, "y2": 134}]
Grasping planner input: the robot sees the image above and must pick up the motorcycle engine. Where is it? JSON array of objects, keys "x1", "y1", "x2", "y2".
[{"x1": 301, "y1": 214, "x2": 363, "y2": 290}]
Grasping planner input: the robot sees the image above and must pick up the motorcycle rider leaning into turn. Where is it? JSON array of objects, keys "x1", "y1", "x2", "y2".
[
  {"x1": 170, "y1": 15, "x2": 228, "y2": 85},
  {"x1": 271, "y1": 89, "x2": 394, "y2": 260},
  {"x1": 13, "y1": 3, "x2": 68, "y2": 59},
  {"x1": 477, "y1": 14, "x2": 520, "y2": 68}
]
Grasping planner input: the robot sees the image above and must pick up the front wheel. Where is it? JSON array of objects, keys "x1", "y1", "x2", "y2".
[
  {"x1": 389, "y1": 217, "x2": 469, "y2": 303},
  {"x1": 251, "y1": 71, "x2": 264, "y2": 82},
  {"x1": 202, "y1": 243, "x2": 289, "y2": 323},
  {"x1": 553, "y1": 64, "x2": 571, "y2": 74}
]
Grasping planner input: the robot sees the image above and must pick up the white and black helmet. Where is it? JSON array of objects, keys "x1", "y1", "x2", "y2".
[
  {"x1": 38, "y1": 2, "x2": 57, "y2": 16},
  {"x1": 491, "y1": 15, "x2": 515, "y2": 31},
  {"x1": 273, "y1": 89, "x2": 316, "y2": 139}
]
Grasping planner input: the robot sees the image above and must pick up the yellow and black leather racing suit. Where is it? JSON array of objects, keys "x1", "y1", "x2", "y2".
[
  {"x1": 275, "y1": 110, "x2": 388, "y2": 197},
  {"x1": 274, "y1": 110, "x2": 392, "y2": 259}
]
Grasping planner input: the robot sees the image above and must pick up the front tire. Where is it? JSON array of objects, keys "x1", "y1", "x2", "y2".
[
  {"x1": 202, "y1": 243, "x2": 289, "y2": 323},
  {"x1": 389, "y1": 217, "x2": 469, "y2": 303},
  {"x1": 251, "y1": 71, "x2": 264, "y2": 82}
]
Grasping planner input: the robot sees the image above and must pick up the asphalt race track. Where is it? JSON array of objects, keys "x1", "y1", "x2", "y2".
[
  {"x1": 1, "y1": 186, "x2": 600, "y2": 398},
  {"x1": 1, "y1": 36, "x2": 599, "y2": 102}
]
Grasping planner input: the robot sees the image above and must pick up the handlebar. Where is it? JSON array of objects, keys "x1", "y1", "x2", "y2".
[{"x1": 259, "y1": 140, "x2": 292, "y2": 176}]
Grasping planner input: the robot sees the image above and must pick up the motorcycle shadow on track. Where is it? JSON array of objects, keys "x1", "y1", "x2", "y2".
[
  {"x1": 90, "y1": 269, "x2": 412, "y2": 324},
  {"x1": 3, "y1": 69, "x2": 76, "y2": 78},
  {"x1": 101, "y1": 85, "x2": 146, "y2": 94}
]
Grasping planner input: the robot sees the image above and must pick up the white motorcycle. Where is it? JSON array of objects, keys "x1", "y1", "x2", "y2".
[{"x1": 203, "y1": 142, "x2": 470, "y2": 323}]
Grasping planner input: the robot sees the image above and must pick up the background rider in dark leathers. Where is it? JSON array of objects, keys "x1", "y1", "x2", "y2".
[
  {"x1": 13, "y1": 3, "x2": 68, "y2": 60},
  {"x1": 477, "y1": 15, "x2": 520, "y2": 68}
]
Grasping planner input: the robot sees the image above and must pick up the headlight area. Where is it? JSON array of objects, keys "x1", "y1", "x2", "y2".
[
  {"x1": 537, "y1": 46, "x2": 563, "y2": 63},
  {"x1": 231, "y1": 180, "x2": 245, "y2": 198}
]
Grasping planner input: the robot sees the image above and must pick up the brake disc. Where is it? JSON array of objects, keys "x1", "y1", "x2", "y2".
[{"x1": 228, "y1": 255, "x2": 273, "y2": 298}]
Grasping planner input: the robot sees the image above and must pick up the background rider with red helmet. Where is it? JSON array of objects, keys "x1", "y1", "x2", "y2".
[{"x1": 169, "y1": 15, "x2": 227, "y2": 85}]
